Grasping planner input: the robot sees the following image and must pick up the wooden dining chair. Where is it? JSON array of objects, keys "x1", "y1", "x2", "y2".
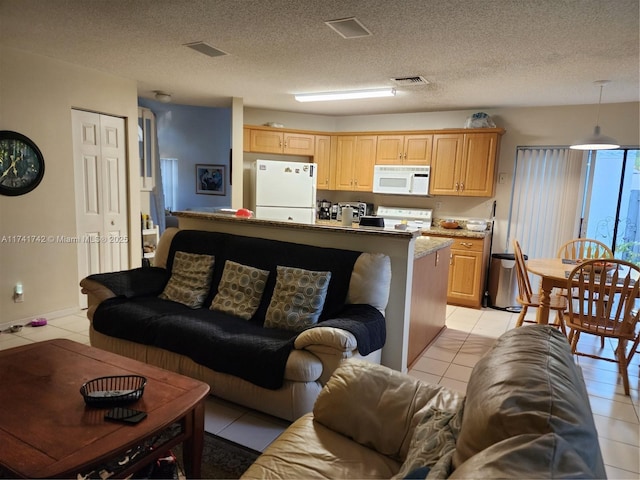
[
  {"x1": 556, "y1": 238, "x2": 613, "y2": 260},
  {"x1": 513, "y1": 240, "x2": 567, "y2": 335},
  {"x1": 565, "y1": 258, "x2": 640, "y2": 395}
]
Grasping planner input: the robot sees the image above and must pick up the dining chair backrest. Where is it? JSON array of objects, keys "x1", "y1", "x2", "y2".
[
  {"x1": 557, "y1": 238, "x2": 613, "y2": 260},
  {"x1": 513, "y1": 240, "x2": 533, "y2": 303},
  {"x1": 566, "y1": 259, "x2": 640, "y2": 338}
]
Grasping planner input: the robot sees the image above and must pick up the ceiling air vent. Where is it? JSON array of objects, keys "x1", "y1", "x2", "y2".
[
  {"x1": 392, "y1": 76, "x2": 430, "y2": 86},
  {"x1": 184, "y1": 41, "x2": 229, "y2": 58},
  {"x1": 325, "y1": 17, "x2": 372, "y2": 39}
]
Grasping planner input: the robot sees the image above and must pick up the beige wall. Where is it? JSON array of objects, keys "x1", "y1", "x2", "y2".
[{"x1": 0, "y1": 47, "x2": 141, "y2": 325}]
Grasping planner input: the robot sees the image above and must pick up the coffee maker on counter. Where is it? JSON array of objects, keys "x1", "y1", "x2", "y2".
[{"x1": 317, "y1": 199, "x2": 332, "y2": 220}]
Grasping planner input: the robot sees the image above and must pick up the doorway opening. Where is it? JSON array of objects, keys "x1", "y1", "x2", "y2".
[{"x1": 582, "y1": 148, "x2": 639, "y2": 265}]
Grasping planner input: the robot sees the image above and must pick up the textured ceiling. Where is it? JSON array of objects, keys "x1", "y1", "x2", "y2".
[{"x1": 1, "y1": 0, "x2": 638, "y2": 116}]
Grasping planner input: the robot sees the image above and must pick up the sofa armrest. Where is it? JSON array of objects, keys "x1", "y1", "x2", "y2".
[
  {"x1": 81, "y1": 267, "x2": 169, "y2": 298},
  {"x1": 294, "y1": 327, "x2": 358, "y2": 352},
  {"x1": 313, "y1": 359, "x2": 461, "y2": 462},
  {"x1": 80, "y1": 278, "x2": 117, "y2": 320}
]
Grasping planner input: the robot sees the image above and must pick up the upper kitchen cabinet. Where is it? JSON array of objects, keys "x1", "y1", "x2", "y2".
[
  {"x1": 314, "y1": 135, "x2": 334, "y2": 189},
  {"x1": 376, "y1": 134, "x2": 432, "y2": 165},
  {"x1": 243, "y1": 127, "x2": 251, "y2": 152},
  {"x1": 248, "y1": 128, "x2": 315, "y2": 156},
  {"x1": 335, "y1": 135, "x2": 376, "y2": 191},
  {"x1": 430, "y1": 130, "x2": 503, "y2": 197}
]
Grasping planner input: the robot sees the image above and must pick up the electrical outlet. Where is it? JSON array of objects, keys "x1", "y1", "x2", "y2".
[
  {"x1": 498, "y1": 173, "x2": 507, "y2": 184},
  {"x1": 435, "y1": 201, "x2": 442, "y2": 210}
]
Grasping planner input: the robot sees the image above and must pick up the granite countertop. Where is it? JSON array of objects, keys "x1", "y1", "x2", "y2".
[
  {"x1": 174, "y1": 211, "x2": 420, "y2": 238},
  {"x1": 423, "y1": 226, "x2": 490, "y2": 239},
  {"x1": 415, "y1": 236, "x2": 453, "y2": 259}
]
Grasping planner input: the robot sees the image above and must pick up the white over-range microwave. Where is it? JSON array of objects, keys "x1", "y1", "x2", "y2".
[{"x1": 373, "y1": 165, "x2": 430, "y2": 196}]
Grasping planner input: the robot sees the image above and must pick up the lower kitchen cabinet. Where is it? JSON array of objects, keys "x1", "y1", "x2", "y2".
[
  {"x1": 408, "y1": 246, "x2": 450, "y2": 367},
  {"x1": 427, "y1": 234, "x2": 491, "y2": 309}
]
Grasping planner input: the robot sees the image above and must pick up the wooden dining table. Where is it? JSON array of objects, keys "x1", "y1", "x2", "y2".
[
  {"x1": 526, "y1": 258, "x2": 575, "y2": 325},
  {"x1": 527, "y1": 257, "x2": 638, "y2": 325}
]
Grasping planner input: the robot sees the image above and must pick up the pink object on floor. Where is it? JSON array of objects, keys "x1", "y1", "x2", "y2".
[{"x1": 29, "y1": 318, "x2": 47, "y2": 327}]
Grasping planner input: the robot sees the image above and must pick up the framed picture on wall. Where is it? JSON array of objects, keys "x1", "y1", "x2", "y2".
[{"x1": 196, "y1": 164, "x2": 225, "y2": 195}]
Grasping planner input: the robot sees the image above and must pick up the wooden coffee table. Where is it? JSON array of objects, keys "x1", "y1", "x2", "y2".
[{"x1": 0, "y1": 339, "x2": 210, "y2": 478}]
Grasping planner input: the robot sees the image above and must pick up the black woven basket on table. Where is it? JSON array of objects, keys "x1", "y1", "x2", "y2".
[{"x1": 80, "y1": 375, "x2": 147, "y2": 408}]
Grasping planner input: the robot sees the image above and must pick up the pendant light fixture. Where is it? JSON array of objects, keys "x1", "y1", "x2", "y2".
[{"x1": 570, "y1": 80, "x2": 619, "y2": 150}]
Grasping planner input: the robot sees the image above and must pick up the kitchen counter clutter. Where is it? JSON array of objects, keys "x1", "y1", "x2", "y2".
[{"x1": 178, "y1": 211, "x2": 419, "y2": 238}]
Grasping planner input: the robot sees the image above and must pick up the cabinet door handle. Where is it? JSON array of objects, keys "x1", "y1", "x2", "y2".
[
  {"x1": 455, "y1": 182, "x2": 459, "y2": 191},
  {"x1": 460, "y1": 182, "x2": 464, "y2": 192},
  {"x1": 460, "y1": 242, "x2": 473, "y2": 248}
]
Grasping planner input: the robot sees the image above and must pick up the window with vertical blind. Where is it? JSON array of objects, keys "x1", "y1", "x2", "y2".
[
  {"x1": 160, "y1": 157, "x2": 178, "y2": 212},
  {"x1": 506, "y1": 148, "x2": 587, "y2": 263}
]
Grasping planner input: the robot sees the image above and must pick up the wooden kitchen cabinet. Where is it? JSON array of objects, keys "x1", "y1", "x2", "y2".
[
  {"x1": 314, "y1": 135, "x2": 333, "y2": 189},
  {"x1": 335, "y1": 135, "x2": 376, "y2": 191},
  {"x1": 249, "y1": 129, "x2": 315, "y2": 156},
  {"x1": 376, "y1": 134, "x2": 432, "y2": 165},
  {"x1": 408, "y1": 246, "x2": 449, "y2": 367},
  {"x1": 243, "y1": 127, "x2": 251, "y2": 152},
  {"x1": 446, "y1": 236, "x2": 490, "y2": 308},
  {"x1": 430, "y1": 131, "x2": 500, "y2": 197}
]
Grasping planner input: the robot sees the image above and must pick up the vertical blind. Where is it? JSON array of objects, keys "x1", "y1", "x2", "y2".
[
  {"x1": 507, "y1": 148, "x2": 587, "y2": 265},
  {"x1": 160, "y1": 157, "x2": 178, "y2": 212}
]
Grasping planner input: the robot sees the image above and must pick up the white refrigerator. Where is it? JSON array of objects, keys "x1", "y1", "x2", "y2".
[{"x1": 252, "y1": 159, "x2": 317, "y2": 224}]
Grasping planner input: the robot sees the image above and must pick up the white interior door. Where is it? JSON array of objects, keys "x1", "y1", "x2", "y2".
[{"x1": 73, "y1": 110, "x2": 128, "y2": 307}]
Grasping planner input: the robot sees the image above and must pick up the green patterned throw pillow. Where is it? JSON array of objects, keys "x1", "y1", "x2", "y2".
[
  {"x1": 210, "y1": 260, "x2": 270, "y2": 320},
  {"x1": 264, "y1": 266, "x2": 331, "y2": 331},
  {"x1": 159, "y1": 251, "x2": 215, "y2": 308}
]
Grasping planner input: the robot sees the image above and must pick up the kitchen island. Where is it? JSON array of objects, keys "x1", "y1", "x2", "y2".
[{"x1": 174, "y1": 211, "x2": 451, "y2": 372}]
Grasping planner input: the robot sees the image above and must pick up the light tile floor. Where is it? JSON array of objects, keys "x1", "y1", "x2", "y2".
[{"x1": 1, "y1": 306, "x2": 638, "y2": 477}]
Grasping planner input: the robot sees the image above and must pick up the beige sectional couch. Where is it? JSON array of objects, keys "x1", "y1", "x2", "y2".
[
  {"x1": 243, "y1": 325, "x2": 605, "y2": 479},
  {"x1": 81, "y1": 228, "x2": 391, "y2": 421}
]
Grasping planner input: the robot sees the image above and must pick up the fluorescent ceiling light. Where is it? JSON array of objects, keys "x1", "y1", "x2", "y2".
[{"x1": 295, "y1": 88, "x2": 396, "y2": 102}]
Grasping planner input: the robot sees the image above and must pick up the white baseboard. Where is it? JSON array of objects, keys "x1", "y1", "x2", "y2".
[{"x1": 0, "y1": 306, "x2": 85, "y2": 330}]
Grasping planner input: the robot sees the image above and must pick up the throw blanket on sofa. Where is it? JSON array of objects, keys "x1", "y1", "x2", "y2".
[{"x1": 93, "y1": 298, "x2": 385, "y2": 389}]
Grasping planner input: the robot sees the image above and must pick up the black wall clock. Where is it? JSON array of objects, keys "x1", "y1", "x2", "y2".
[{"x1": 0, "y1": 130, "x2": 45, "y2": 196}]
